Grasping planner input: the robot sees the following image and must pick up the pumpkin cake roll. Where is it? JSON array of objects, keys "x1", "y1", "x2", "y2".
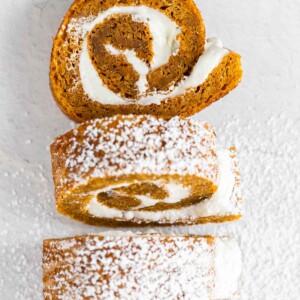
[
  {"x1": 50, "y1": 115, "x2": 242, "y2": 226},
  {"x1": 50, "y1": 0, "x2": 242, "y2": 122},
  {"x1": 43, "y1": 232, "x2": 242, "y2": 300}
]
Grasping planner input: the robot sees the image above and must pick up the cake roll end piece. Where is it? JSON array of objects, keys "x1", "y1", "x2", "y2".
[{"x1": 43, "y1": 233, "x2": 241, "y2": 299}]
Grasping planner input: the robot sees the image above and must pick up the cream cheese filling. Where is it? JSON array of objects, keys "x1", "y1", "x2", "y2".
[
  {"x1": 86, "y1": 149, "x2": 237, "y2": 222},
  {"x1": 135, "y1": 182, "x2": 191, "y2": 209},
  {"x1": 78, "y1": 5, "x2": 229, "y2": 105},
  {"x1": 213, "y1": 237, "x2": 242, "y2": 299},
  {"x1": 92, "y1": 181, "x2": 191, "y2": 211}
]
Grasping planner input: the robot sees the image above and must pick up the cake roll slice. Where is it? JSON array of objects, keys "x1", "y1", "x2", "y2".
[
  {"x1": 50, "y1": 115, "x2": 242, "y2": 226},
  {"x1": 43, "y1": 233, "x2": 241, "y2": 300},
  {"x1": 50, "y1": 0, "x2": 242, "y2": 122}
]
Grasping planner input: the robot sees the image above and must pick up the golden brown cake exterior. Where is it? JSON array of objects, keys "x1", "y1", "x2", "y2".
[
  {"x1": 50, "y1": 0, "x2": 242, "y2": 122},
  {"x1": 43, "y1": 233, "x2": 241, "y2": 299},
  {"x1": 50, "y1": 115, "x2": 242, "y2": 226}
]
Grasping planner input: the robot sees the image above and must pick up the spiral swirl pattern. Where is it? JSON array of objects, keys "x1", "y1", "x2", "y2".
[{"x1": 50, "y1": 0, "x2": 242, "y2": 121}]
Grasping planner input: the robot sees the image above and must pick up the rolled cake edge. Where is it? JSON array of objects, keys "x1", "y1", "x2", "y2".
[
  {"x1": 53, "y1": 147, "x2": 242, "y2": 227},
  {"x1": 50, "y1": 116, "x2": 241, "y2": 226},
  {"x1": 49, "y1": 0, "x2": 207, "y2": 122},
  {"x1": 43, "y1": 232, "x2": 241, "y2": 299},
  {"x1": 49, "y1": 0, "x2": 242, "y2": 123},
  {"x1": 50, "y1": 115, "x2": 218, "y2": 202}
]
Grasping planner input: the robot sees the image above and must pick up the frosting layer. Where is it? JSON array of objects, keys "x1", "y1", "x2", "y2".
[
  {"x1": 80, "y1": 36, "x2": 228, "y2": 105},
  {"x1": 214, "y1": 237, "x2": 242, "y2": 299},
  {"x1": 87, "y1": 149, "x2": 240, "y2": 223},
  {"x1": 78, "y1": 5, "x2": 228, "y2": 105}
]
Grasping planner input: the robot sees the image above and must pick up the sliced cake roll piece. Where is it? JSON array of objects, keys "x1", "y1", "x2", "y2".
[
  {"x1": 50, "y1": 0, "x2": 242, "y2": 122},
  {"x1": 50, "y1": 115, "x2": 242, "y2": 226},
  {"x1": 43, "y1": 232, "x2": 242, "y2": 300}
]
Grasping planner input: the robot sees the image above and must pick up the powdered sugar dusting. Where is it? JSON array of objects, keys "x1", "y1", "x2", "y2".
[
  {"x1": 43, "y1": 233, "x2": 221, "y2": 299},
  {"x1": 1, "y1": 0, "x2": 300, "y2": 298},
  {"x1": 52, "y1": 115, "x2": 218, "y2": 193}
]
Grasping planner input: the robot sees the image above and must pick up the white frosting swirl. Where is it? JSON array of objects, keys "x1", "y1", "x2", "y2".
[
  {"x1": 86, "y1": 149, "x2": 238, "y2": 223},
  {"x1": 78, "y1": 5, "x2": 229, "y2": 105}
]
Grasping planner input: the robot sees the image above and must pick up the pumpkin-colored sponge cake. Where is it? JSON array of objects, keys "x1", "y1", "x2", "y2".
[
  {"x1": 43, "y1": 232, "x2": 241, "y2": 300},
  {"x1": 45, "y1": 0, "x2": 245, "y2": 297},
  {"x1": 50, "y1": 0, "x2": 242, "y2": 122},
  {"x1": 50, "y1": 115, "x2": 242, "y2": 226}
]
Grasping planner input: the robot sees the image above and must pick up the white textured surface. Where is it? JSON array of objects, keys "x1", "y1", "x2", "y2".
[
  {"x1": 43, "y1": 234, "x2": 241, "y2": 299},
  {"x1": 0, "y1": 0, "x2": 299, "y2": 299}
]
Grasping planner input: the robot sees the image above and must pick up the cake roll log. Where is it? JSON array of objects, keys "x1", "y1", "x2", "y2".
[
  {"x1": 50, "y1": 115, "x2": 242, "y2": 226},
  {"x1": 43, "y1": 233, "x2": 241, "y2": 300},
  {"x1": 50, "y1": 0, "x2": 242, "y2": 122}
]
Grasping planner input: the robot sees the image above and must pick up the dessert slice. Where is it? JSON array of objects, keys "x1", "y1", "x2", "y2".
[
  {"x1": 43, "y1": 232, "x2": 242, "y2": 299},
  {"x1": 50, "y1": 115, "x2": 242, "y2": 226},
  {"x1": 50, "y1": 0, "x2": 242, "y2": 122}
]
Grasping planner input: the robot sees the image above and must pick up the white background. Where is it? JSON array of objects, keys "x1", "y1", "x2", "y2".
[{"x1": 0, "y1": 0, "x2": 299, "y2": 299}]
